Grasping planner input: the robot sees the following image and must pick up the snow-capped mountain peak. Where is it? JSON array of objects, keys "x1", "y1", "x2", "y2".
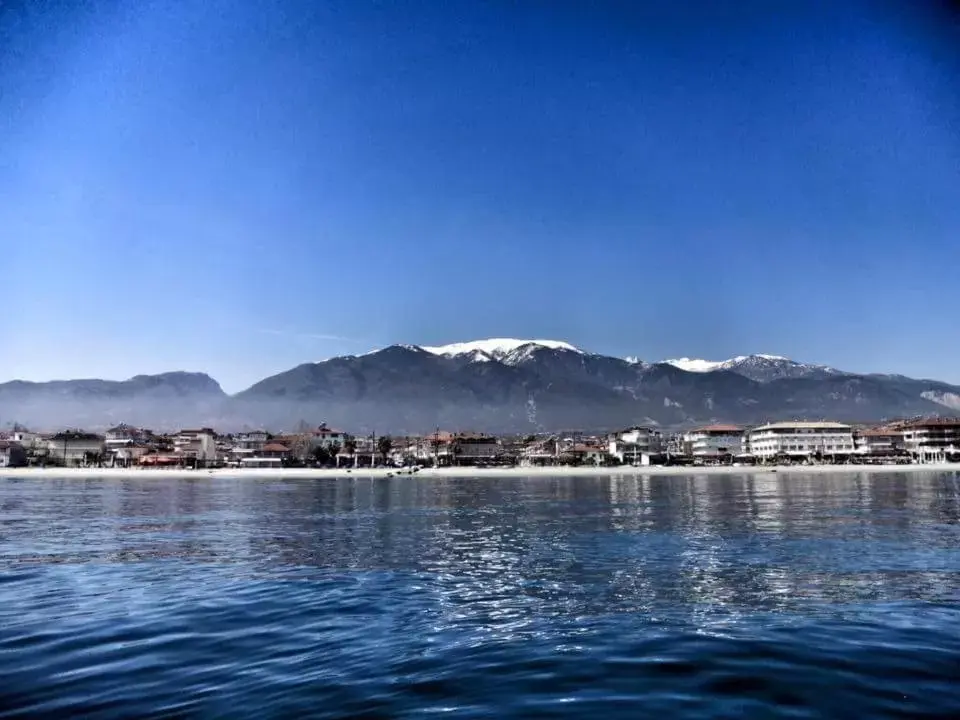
[
  {"x1": 420, "y1": 338, "x2": 582, "y2": 360},
  {"x1": 659, "y1": 354, "x2": 841, "y2": 383},
  {"x1": 663, "y1": 354, "x2": 791, "y2": 373}
]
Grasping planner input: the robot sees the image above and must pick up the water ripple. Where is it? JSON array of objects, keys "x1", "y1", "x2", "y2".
[{"x1": 1, "y1": 471, "x2": 960, "y2": 717}]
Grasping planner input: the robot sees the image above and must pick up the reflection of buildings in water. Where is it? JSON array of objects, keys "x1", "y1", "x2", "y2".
[
  {"x1": 745, "y1": 474, "x2": 785, "y2": 533},
  {"x1": 687, "y1": 474, "x2": 709, "y2": 522},
  {"x1": 607, "y1": 475, "x2": 652, "y2": 532},
  {"x1": 66, "y1": 470, "x2": 960, "y2": 629}
]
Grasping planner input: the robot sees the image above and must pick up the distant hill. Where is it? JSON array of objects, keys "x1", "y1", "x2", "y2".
[{"x1": 0, "y1": 372, "x2": 228, "y2": 430}]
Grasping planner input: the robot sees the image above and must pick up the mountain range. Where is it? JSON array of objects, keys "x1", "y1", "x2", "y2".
[{"x1": 2, "y1": 339, "x2": 959, "y2": 433}]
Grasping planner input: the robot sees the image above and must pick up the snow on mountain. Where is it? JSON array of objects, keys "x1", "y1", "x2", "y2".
[
  {"x1": 662, "y1": 354, "x2": 792, "y2": 373},
  {"x1": 420, "y1": 338, "x2": 582, "y2": 360},
  {"x1": 663, "y1": 357, "x2": 731, "y2": 373},
  {"x1": 658, "y1": 354, "x2": 842, "y2": 383},
  {"x1": 462, "y1": 349, "x2": 493, "y2": 363}
]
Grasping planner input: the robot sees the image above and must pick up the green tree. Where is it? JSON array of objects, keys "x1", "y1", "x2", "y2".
[
  {"x1": 377, "y1": 435, "x2": 393, "y2": 463},
  {"x1": 343, "y1": 438, "x2": 357, "y2": 455},
  {"x1": 312, "y1": 445, "x2": 332, "y2": 466}
]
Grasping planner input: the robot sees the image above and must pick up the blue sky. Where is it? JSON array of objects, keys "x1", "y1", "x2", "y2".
[{"x1": 2, "y1": 0, "x2": 959, "y2": 392}]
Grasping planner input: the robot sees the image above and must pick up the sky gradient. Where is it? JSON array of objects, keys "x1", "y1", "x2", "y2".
[{"x1": 2, "y1": 0, "x2": 959, "y2": 392}]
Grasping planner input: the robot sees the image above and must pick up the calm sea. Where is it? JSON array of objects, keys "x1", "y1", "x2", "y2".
[{"x1": 1, "y1": 472, "x2": 960, "y2": 718}]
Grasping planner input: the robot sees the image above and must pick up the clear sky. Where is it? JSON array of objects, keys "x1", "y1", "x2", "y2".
[{"x1": 2, "y1": 0, "x2": 959, "y2": 392}]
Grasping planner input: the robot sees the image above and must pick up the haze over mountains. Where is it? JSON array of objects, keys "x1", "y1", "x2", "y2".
[{"x1": 2, "y1": 340, "x2": 959, "y2": 433}]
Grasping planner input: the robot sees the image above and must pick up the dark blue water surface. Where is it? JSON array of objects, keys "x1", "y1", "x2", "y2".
[{"x1": 2, "y1": 472, "x2": 960, "y2": 718}]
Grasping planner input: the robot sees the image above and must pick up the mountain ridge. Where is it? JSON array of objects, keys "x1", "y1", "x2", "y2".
[{"x1": 1, "y1": 341, "x2": 957, "y2": 432}]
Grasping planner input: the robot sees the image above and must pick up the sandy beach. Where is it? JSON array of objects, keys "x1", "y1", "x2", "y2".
[{"x1": 1, "y1": 463, "x2": 958, "y2": 480}]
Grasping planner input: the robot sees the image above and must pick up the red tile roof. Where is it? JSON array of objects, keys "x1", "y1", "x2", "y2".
[
  {"x1": 860, "y1": 428, "x2": 903, "y2": 437},
  {"x1": 262, "y1": 443, "x2": 290, "y2": 453},
  {"x1": 424, "y1": 431, "x2": 456, "y2": 443},
  {"x1": 896, "y1": 417, "x2": 960, "y2": 429}
]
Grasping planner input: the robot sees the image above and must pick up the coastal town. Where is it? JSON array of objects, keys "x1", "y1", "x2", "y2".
[{"x1": 1, "y1": 417, "x2": 959, "y2": 470}]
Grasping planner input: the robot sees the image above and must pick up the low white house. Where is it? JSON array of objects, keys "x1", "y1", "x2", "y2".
[
  {"x1": 10, "y1": 429, "x2": 43, "y2": 451},
  {"x1": 240, "y1": 456, "x2": 283, "y2": 469},
  {"x1": 308, "y1": 424, "x2": 349, "y2": 450},
  {"x1": 0, "y1": 441, "x2": 16, "y2": 467},
  {"x1": 47, "y1": 432, "x2": 106, "y2": 465},
  {"x1": 747, "y1": 422, "x2": 855, "y2": 460},
  {"x1": 113, "y1": 444, "x2": 153, "y2": 467},
  {"x1": 105, "y1": 423, "x2": 149, "y2": 449}
]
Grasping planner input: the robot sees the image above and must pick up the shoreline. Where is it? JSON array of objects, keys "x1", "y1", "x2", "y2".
[{"x1": 1, "y1": 463, "x2": 958, "y2": 480}]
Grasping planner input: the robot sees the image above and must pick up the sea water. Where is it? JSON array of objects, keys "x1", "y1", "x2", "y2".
[{"x1": 1, "y1": 471, "x2": 959, "y2": 718}]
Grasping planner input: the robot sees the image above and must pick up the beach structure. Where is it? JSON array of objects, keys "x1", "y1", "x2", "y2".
[
  {"x1": 173, "y1": 428, "x2": 218, "y2": 466},
  {"x1": 47, "y1": 431, "x2": 106, "y2": 466},
  {"x1": 746, "y1": 421, "x2": 855, "y2": 461},
  {"x1": 853, "y1": 427, "x2": 906, "y2": 458},
  {"x1": 895, "y1": 418, "x2": 960, "y2": 464},
  {"x1": 608, "y1": 426, "x2": 663, "y2": 465},
  {"x1": 683, "y1": 424, "x2": 745, "y2": 459}
]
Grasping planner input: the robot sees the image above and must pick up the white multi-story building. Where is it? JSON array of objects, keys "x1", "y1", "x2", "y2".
[
  {"x1": 233, "y1": 430, "x2": 269, "y2": 453},
  {"x1": 452, "y1": 433, "x2": 501, "y2": 465},
  {"x1": 897, "y1": 418, "x2": 960, "y2": 463},
  {"x1": 854, "y1": 428, "x2": 905, "y2": 457},
  {"x1": 174, "y1": 428, "x2": 218, "y2": 466},
  {"x1": 105, "y1": 423, "x2": 149, "y2": 449},
  {"x1": 747, "y1": 422, "x2": 854, "y2": 460},
  {"x1": 683, "y1": 425, "x2": 744, "y2": 458},
  {"x1": 609, "y1": 426, "x2": 663, "y2": 464}
]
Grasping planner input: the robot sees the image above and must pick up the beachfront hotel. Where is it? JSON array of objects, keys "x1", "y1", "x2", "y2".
[
  {"x1": 683, "y1": 424, "x2": 745, "y2": 458},
  {"x1": 746, "y1": 421, "x2": 855, "y2": 460},
  {"x1": 896, "y1": 417, "x2": 960, "y2": 464}
]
